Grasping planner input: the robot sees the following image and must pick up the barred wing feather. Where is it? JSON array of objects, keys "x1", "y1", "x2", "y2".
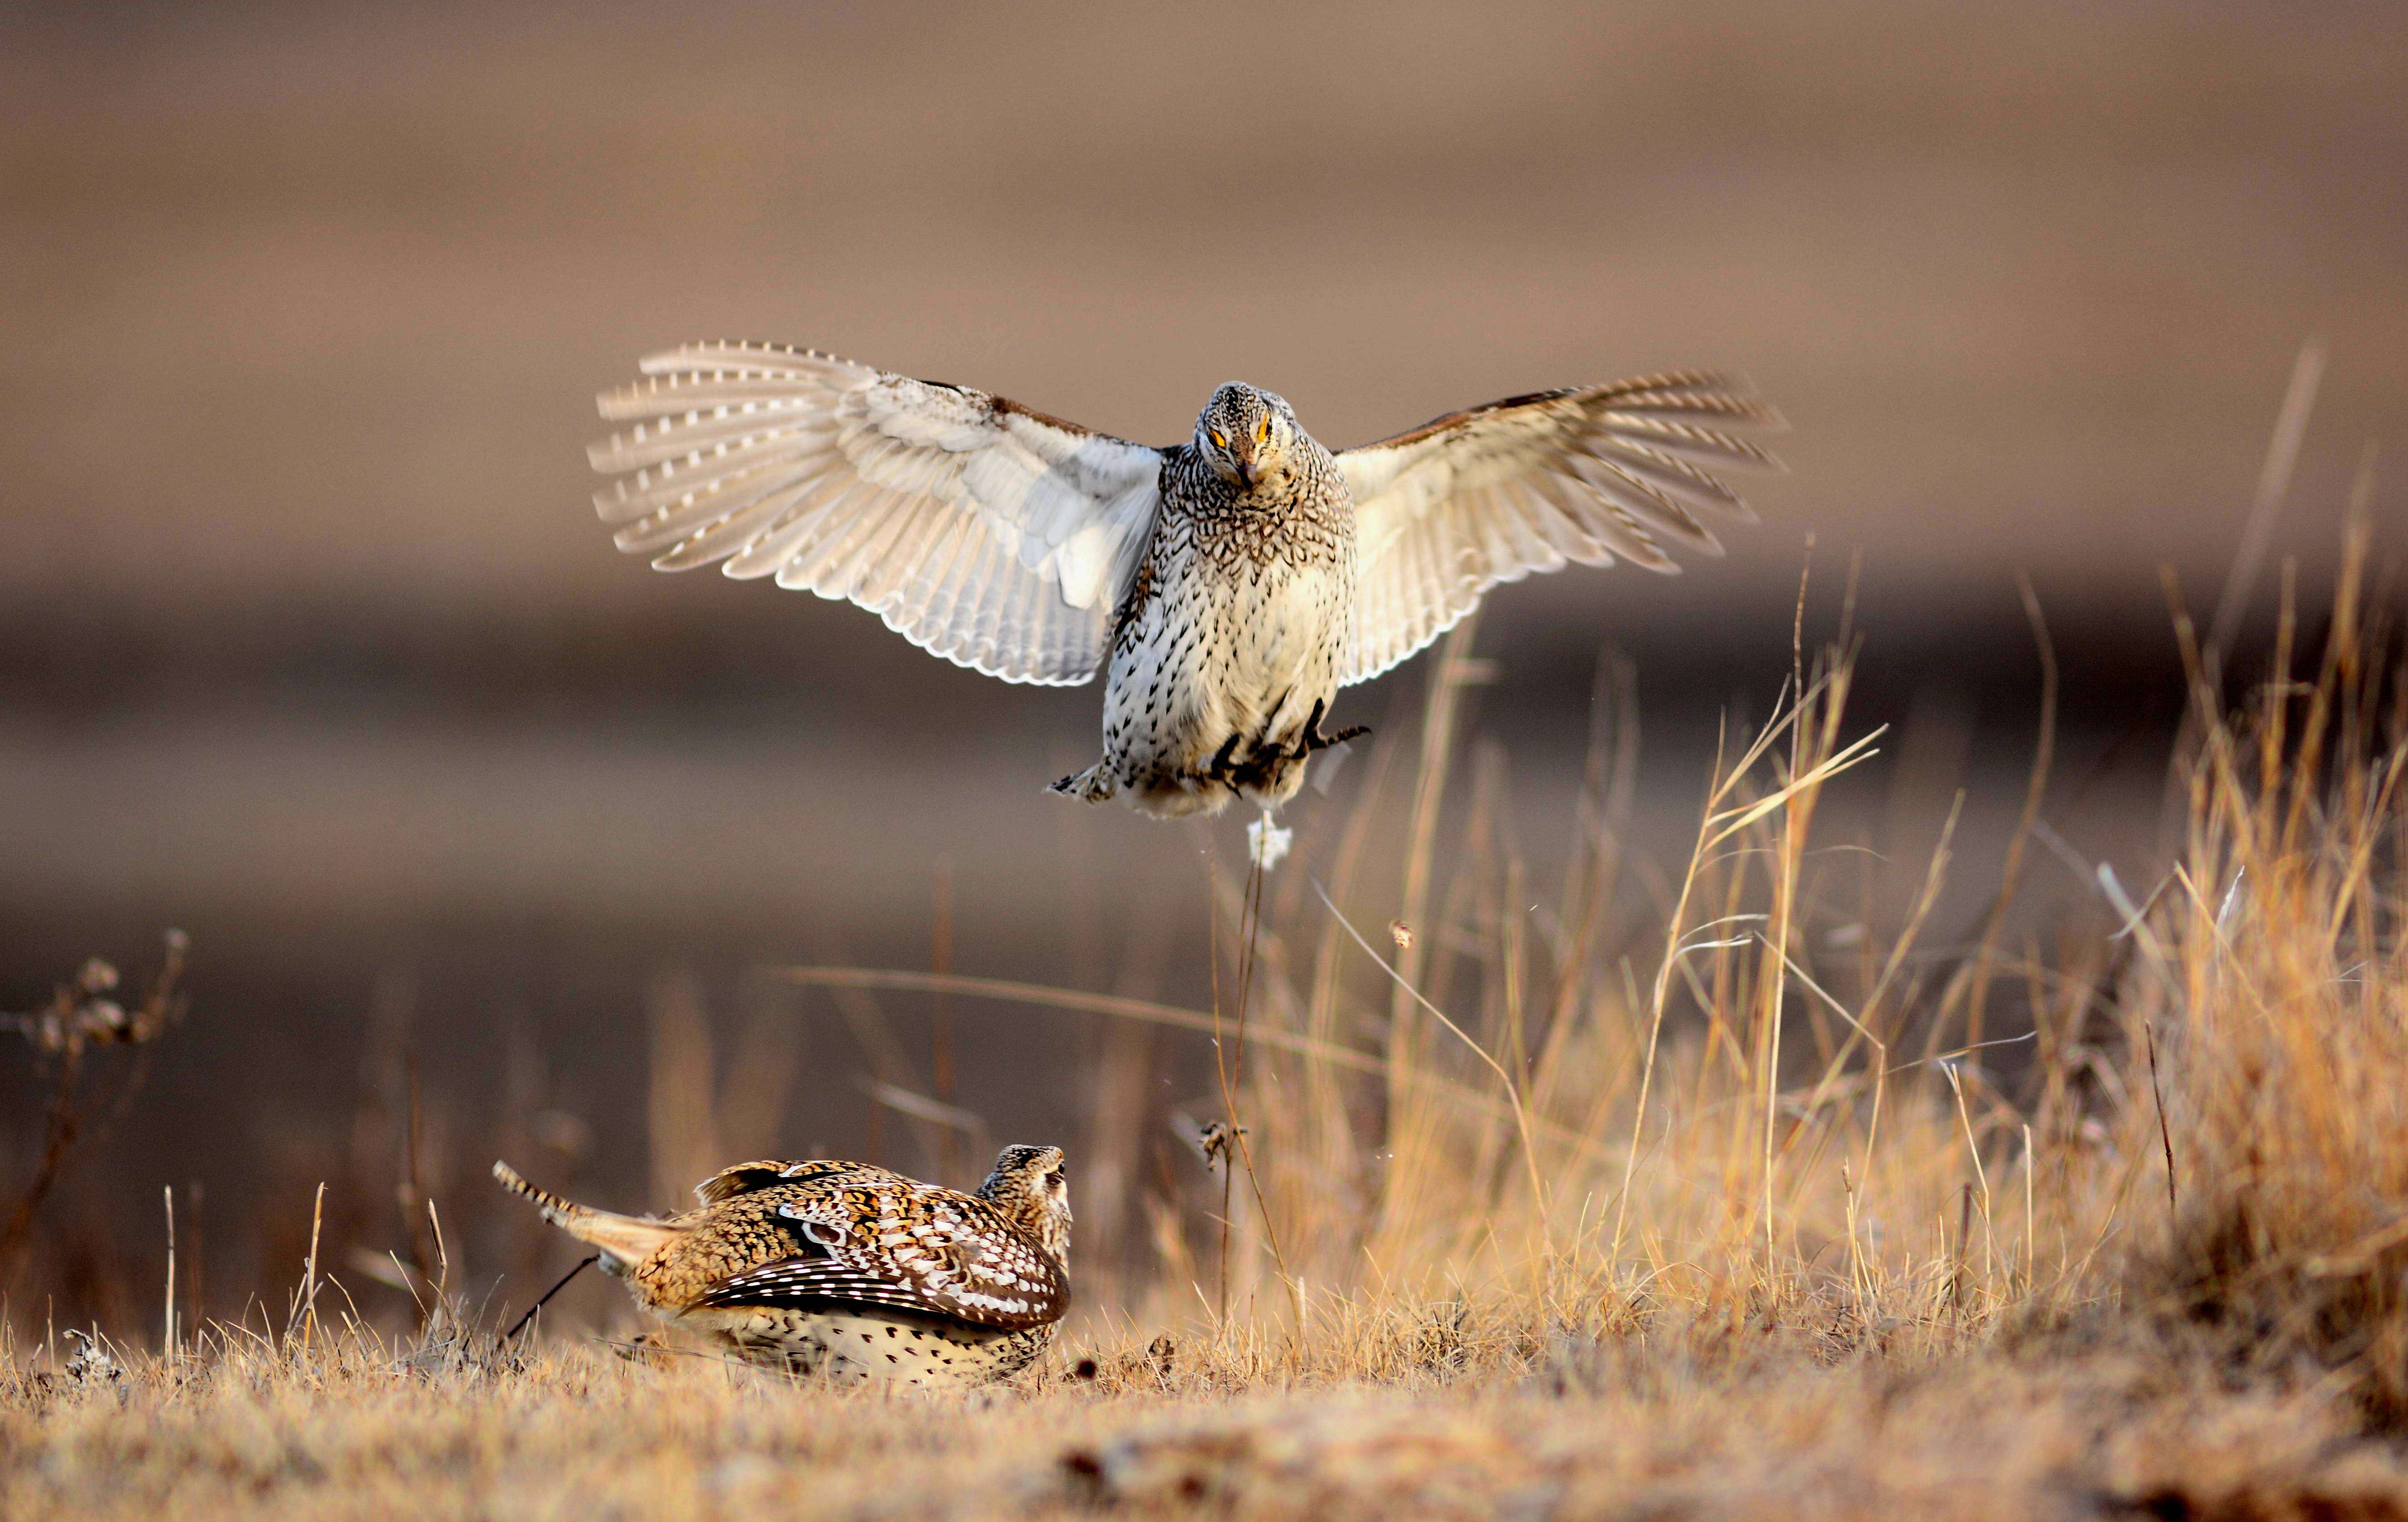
[
  {"x1": 591, "y1": 343, "x2": 1164, "y2": 686},
  {"x1": 1337, "y1": 374, "x2": 1779, "y2": 684}
]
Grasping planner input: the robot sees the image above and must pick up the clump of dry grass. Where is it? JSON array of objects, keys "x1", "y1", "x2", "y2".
[
  {"x1": 2101, "y1": 515, "x2": 2408, "y2": 1419},
  {"x1": 5, "y1": 504, "x2": 2405, "y2": 1517}
]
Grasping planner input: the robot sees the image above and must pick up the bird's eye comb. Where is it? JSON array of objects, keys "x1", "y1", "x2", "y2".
[{"x1": 1209, "y1": 428, "x2": 1229, "y2": 449}]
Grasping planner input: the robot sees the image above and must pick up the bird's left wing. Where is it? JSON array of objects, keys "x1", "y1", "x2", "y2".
[
  {"x1": 592, "y1": 343, "x2": 1165, "y2": 685},
  {"x1": 1335, "y1": 374, "x2": 1779, "y2": 684}
]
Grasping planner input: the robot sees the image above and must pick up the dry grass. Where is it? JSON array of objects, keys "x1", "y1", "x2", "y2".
[
  {"x1": 5, "y1": 516, "x2": 2405, "y2": 1518},
  {"x1": 11, "y1": 1325, "x2": 2408, "y2": 1521}
]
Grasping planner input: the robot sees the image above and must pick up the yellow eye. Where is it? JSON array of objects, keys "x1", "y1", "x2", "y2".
[
  {"x1": 1254, "y1": 417, "x2": 1269, "y2": 443},
  {"x1": 1209, "y1": 429, "x2": 1228, "y2": 449}
]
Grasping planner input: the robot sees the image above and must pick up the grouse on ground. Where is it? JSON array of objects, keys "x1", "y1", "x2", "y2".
[{"x1": 493, "y1": 1144, "x2": 1070, "y2": 1386}]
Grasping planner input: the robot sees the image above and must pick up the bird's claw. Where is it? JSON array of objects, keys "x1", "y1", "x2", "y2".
[
  {"x1": 1206, "y1": 733, "x2": 1244, "y2": 782},
  {"x1": 1298, "y1": 698, "x2": 1369, "y2": 756}
]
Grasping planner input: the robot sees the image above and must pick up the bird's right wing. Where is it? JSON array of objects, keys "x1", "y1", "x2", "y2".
[{"x1": 592, "y1": 343, "x2": 1165, "y2": 686}]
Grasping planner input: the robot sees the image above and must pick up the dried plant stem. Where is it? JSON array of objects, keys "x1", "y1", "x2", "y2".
[
  {"x1": 503, "y1": 1255, "x2": 598, "y2": 1344},
  {"x1": 1220, "y1": 855, "x2": 1298, "y2": 1324},
  {"x1": 1314, "y1": 881, "x2": 1551, "y2": 1244},
  {"x1": 162, "y1": 1185, "x2": 177, "y2": 1368},
  {"x1": 2145, "y1": 1020, "x2": 2178, "y2": 1220},
  {"x1": 1385, "y1": 617, "x2": 1482, "y2": 1168},
  {"x1": 300, "y1": 1182, "x2": 325, "y2": 1353},
  {"x1": 2207, "y1": 336, "x2": 2325, "y2": 662},
  {"x1": 932, "y1": 857, "x2": 961, "y2": 1187},
  {"x1": 0, "y1": 1047, "x2": 85, "y2": 1278},
  {"x1": 782, "y1": 965, "x2": 1628, "y2": 1161}
]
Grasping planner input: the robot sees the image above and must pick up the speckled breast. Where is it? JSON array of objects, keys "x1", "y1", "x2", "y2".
[{"x1": 700, "y1": 1306, "x2": 1057, "y2": 1388}]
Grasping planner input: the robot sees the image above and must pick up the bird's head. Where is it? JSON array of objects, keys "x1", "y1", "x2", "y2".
[
  {"x1": 976, "y1": 1143, "x2": 1072, "y2": 1266},
  {"x1": 1194, "y1": 383, "x2": 1296, "y2": 493}
]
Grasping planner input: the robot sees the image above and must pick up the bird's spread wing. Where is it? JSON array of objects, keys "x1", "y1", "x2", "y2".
[
  {"x1": 1336, "y1": 374, "x2": 1779, "y2": 684},
  {"x1": 592, "y1": 343, "x2": 1165, "y2": 686},
  {"x1": 695, "y1": 1189, "x2": 1065, "y2": 1331}
]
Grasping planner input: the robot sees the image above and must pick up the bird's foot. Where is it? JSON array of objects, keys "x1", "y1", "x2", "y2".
[{"x1": 1298, "y1": 699, "x2": 1370, "y2": 755}]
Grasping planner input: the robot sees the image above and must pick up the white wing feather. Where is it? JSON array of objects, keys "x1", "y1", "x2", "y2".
[
  {"x1": 591, "y1": 343, "x2": 1165, "y2": 686},
  {"x1": 1337, "y1": 374, "x2": 1780, "y2": 684}
]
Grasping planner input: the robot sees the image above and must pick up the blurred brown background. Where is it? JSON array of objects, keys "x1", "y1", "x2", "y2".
[{"x1": 3, "y1": 0, "x2": 2401, "y2": 1330}]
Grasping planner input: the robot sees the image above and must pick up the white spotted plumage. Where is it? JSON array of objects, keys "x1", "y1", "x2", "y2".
[{"x1": 588, "y1": 347, "x2": 1779, "y2": 816}]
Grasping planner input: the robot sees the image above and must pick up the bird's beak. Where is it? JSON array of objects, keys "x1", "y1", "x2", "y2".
[{"x1": 1232, "y1": 442, "x2": 1257, "y2": 490}]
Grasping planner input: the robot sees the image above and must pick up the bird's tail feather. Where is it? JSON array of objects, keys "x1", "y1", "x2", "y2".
[
  {"x1": 1049, "y1": 763, "x2": 1116, "y2": 803},
  {"x1": 492, "y1": 1161, "x2": 680, "y2": 1267}
]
